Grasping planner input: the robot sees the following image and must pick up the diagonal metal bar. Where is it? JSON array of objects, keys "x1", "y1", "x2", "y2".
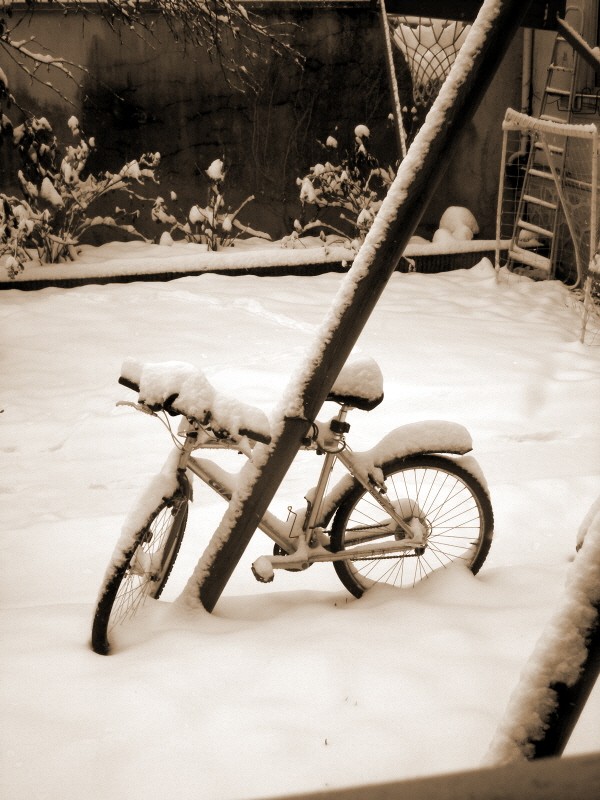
[
  {"x1": 180, "y1": 0, "x2": 534, "y2": 613},
  {"x1": 531, "y1": 602, "x2": 600, "y2": 758}
]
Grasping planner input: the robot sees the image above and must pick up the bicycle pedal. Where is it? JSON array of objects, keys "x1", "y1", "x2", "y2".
[{"x1": 251, "y1": 557, "x2": 275, "y2": 583}]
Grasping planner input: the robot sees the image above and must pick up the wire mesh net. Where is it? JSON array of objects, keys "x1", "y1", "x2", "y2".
[{"x1": 390, "y1": 16, "x2": 471, "y2": 108}]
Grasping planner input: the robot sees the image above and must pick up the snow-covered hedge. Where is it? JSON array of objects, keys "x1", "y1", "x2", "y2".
[{"x1": 1, "y1": 113, "x2": 159, "y2": 277}]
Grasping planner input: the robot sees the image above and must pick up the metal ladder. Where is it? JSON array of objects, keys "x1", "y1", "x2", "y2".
[{"x1": 505, "y1": 6, "x2": 583, "y2": 278}]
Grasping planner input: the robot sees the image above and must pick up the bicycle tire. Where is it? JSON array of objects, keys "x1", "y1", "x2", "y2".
[
  {"x1": 91, "y1": 472, "x2": 191, "y2": 655},
  {"x1": 330, "y1": 454, "x2": 493, "y2": 598}
]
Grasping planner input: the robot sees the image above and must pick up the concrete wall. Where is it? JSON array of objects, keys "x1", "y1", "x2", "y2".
[{"x1": 1, "y1": 8, "x2": 523, "y2": 241}]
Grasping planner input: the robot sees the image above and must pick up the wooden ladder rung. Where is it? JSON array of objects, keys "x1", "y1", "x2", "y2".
[
  {"x1": 546, "y1": 86, "x2": 572, "y2": 97},
  {"x1": 540, "y1": 113, "x2": 570, "y2": 124},
  {"x1": 523, "y1": 194, "x2": 558, "y2": 210},
  {"x1": 528, "y1": 167, "x2": 556, "y2": 180},
  {"x1": 517, "y1": 219, "x2": 554, "y2": 238},
  {"x1": 534, "y1": 141, "x2": 565, "y2": 155},
  {"x1": 508, "y1": 246, "x2": 552, "y2": 271}
]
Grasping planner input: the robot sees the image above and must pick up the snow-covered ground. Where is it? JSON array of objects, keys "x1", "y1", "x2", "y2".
[{"x1": 1, "y1": 258, "x2": 599, "y2": 799}]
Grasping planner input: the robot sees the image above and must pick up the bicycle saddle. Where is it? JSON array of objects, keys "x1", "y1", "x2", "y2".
[{"x1": 326, "y1": 357, "x2": 384, "y2": 411}]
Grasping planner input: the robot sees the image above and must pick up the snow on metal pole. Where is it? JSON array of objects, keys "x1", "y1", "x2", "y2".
[
  {"x1": 179, "y1": 0, "x2": 534, "y2": 613},
  {"x1": 486, "y1": 496, "x2": 600, "y2": 761},
  {"x1": 531, "y1": 608, "x2": 600, "y2": 758}
]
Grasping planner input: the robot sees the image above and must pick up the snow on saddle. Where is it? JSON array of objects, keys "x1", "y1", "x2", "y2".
[{"x1": 327, "y1": 356, "x2": 384, "y2": 411}]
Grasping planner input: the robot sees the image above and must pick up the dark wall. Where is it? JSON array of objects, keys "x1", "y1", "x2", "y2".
[{"x1": 1, "y1": 9, "x2": 522, "y2": 241}]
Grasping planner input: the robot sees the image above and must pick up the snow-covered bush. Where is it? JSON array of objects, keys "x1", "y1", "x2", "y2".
[
  {"x1": 0, "y1": 195, "x2": 47, "y2": 278},
  {"x1": 152, "y1": 159, "x2": 271, "y2": 250},
  {"x1": 292, "y1": 125, "x2": 396, "y2": 247},
  {"x1": 0, "y1": 113, "x2": 159, "y2": 276}
]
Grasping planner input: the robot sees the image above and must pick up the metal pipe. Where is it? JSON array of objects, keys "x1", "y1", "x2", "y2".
[{"x1": 182, "y1": 0, "x2": 536, "y2": 614}]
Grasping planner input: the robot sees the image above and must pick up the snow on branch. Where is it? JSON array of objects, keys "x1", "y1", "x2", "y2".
[{"x1": 1, "y1": 1, "x2": 300, "y2": 95}]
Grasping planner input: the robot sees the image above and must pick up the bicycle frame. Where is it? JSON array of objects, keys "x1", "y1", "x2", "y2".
[{"x1": 169, "y1": 403, "x2": 466, "y2": 581}]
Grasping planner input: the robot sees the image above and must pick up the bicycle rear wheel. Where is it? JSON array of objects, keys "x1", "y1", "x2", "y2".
[
  {"x1": 331, "y1": 454, "x2": 493, "y2": 598},
  {"x1": 91, "y1": 473, "x2": 190, "y2": 655}
]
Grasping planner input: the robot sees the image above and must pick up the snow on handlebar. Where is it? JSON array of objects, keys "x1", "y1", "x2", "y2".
[{"x1": 119, "y1": 358, "x2": 272, "y2": 445}]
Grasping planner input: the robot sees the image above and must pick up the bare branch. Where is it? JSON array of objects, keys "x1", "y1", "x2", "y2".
[{"x1": 1, "y1": 1, "x2": 300, "y2": 97}]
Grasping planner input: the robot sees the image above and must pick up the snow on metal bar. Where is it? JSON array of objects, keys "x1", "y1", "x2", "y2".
[
  {"x1": 177, "y1": 0, "x2": 534, "y2": 613},
  {"x1": 485, "y1": 495, "x2": 600, "y2": 762},
  {"x1": 503, "y1": 107, "x2": 599, "y2": 138}
]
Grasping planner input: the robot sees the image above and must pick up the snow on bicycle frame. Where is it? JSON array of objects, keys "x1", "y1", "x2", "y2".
[{"x1": 118, "y1": 355, "x2": 390, "y2": 445}]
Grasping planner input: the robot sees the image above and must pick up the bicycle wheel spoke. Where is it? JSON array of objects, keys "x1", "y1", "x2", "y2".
[
  {"x1": 92, "y1": 478, "x2": 190, "y2": 654},
  {"x1": 116, "y1": 511, "x2": 172, "y2": 612},
  {"x1": 332, "y1": 455, "x2": 493, "y2": 597}
]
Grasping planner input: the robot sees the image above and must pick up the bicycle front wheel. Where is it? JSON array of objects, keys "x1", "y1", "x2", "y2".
[
  {"x1": 331, "y1": 455, "x2": 493, "y2": 598},
  {"x1": 91, "y1": 473, "x2": 190, "y2": 655}
]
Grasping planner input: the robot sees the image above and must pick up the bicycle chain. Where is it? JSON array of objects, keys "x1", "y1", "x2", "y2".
[{"x1": 348, "y1": 551, "x2": 421, "y2": 562}]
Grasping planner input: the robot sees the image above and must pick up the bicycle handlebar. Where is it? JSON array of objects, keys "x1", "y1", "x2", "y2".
[
  {"x1": 118, "y1": 376, "x2": 182, "y2": 418},
  {"x1": 118, "y1": 361, "x2": 272, "y2": 446}
]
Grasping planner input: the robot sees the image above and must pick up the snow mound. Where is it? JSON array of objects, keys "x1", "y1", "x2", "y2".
[
  {"x1": 432, "y1": 228, "x2": 457, "y2": 245},
  {"x1": 439, "y1": 206, "x2": 479, "y2": 235}
]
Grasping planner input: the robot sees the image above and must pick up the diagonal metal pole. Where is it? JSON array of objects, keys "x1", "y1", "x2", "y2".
[
  {"x1": 485, "y1": 503, "x2": 600, "y2": 761},
  {"x1": 530, "y1": 602, "x2": 599, "y2": 758},
  {"x1": 180, "y1": 0, "x2": 534, "y2": 613}
]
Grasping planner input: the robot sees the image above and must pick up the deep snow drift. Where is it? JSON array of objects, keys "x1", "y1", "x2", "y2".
[{"x1": 1, "y1": 260, "x2": 599, "y2": 799}]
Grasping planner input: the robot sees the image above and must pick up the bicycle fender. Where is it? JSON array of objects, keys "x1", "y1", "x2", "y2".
[
  {"x1": 381, "y1": 420, "x2": 471, "y2": 459},
  {"x1": 353, "y1": 420, "x2": 473, "y2": 470}
]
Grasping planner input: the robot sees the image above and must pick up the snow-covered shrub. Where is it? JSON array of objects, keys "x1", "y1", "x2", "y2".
[
  {"x1": 0, "y1": 195, "x2": 48, "y2": 278},
  {"x1": 152, "y1": 159, "x2": 271, "y2": 250},
  {"x1": 292, "y1": 125, "x2": 396, "y2": 247},
  {"x1": 0, "y1": 114, "x2": 159, "y2": 276}
]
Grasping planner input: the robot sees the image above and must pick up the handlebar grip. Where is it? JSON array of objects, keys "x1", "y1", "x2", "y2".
[
  {"x1": 119, "y1": 376, "x2": 140, "y2": 392},
  {"x1": 118, "y1": 371, "x2": 271, "y2": 443},
  {"x1": 118, "y1": 376, "x2": 179, "y2": 416}
]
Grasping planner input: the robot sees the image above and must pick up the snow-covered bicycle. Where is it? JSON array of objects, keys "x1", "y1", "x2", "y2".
[{"x1": 91, "y1": 356, "x2": 494, "y2": 654}]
